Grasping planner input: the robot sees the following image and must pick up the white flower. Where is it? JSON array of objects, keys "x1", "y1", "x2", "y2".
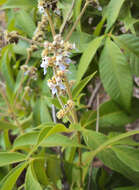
[
  {"x1": 72, "y1": 43, "x2": 76, "y2": 50},
  {"x1": 44, "y1": 41, "x2": 49, "y2": 48},
  {"x1": 54, "y1": 9, "x2": 61, "y2": 16},
  {"x1": 59, "y1": 64, "x2": 66, "y2": 71},
  {"x1": 56, "y1": 55, "x2": 63, "y2": 62},
  {"x1": 41, "y1": 56, "x2": 49, "y2": 75},
  {"x1": 47, "y1": 79, "x2": 65, "y2": 95},
  {"x1": 63, "y1": 51, "x2": 71, "y2": 57},
  {"x1": 38, "y1": 5, "x2": 44, "y2": 14},
  {"x1": 97, "y1": 6, "x2": 102, "y2": 11},
  {"x1": 65, "y1": 57, "x2": 72, "y2": 64}
]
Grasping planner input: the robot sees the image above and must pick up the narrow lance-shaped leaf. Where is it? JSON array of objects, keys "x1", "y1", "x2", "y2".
[
  {"x1": 112, "y1": 34, "x2": 139, "y2": 76},
  {"x1": 73, "y1": 0, "x2": 83, "y2": 31},
  {"x1": 0, "y1": 120, "x2": 17, "y2": 130},
  {"x1": 15, "y1": 10, "x2": 36, "y2": 38},
  {"x1": 1, "y1": 0, "x2": 37, "y2": 9},
  {"x1": 105, "y1": 0, "x2": 125, "y2": 32},
  {"x1": 0, "y1": 45, "x2": 15, "y2": 94},
  {"x1": 0, "y1": 162, "x2": 28, "y2": 190},
  {"x1": 72, "y1": 72, "x2": 97, "y2": 99},
  {"x1": 112, "y1": 146, "x2": 139, "y2": 172},
  {"x1": 99, "y1": 38, "x2": 133, "y2": 110},
  {"x1": 81, "y1": 98, "x2": 139, "y2": 129},
  {"x1": 77, "y1": 35, "x2": 104, "y2": 82},
  {"x1": 86, "y1": 130, "x2": 139, "y2": 161},
  {"x1": 25, "y1": 165, "x2": 42, "y2": 190},
  {"x1": 0, "y1": 152, "x2": 26, "y2": 167}
]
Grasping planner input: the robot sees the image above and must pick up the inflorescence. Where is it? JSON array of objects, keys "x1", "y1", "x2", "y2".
[{"x1": 41, "y1": 34, "x2": 76, "y2": 119}]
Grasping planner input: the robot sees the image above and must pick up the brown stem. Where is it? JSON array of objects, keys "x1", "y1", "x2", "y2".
[
  {"x1": 45, "y1": 9, "x2": 56, "y2": 38},
  {"x1": 65, "y1": 1, "x2": 89, "y2": 42},
  {"x1": 60, "y1": 0, "x2": 76, "y2": 34},
  {"x1": 16, "y1": 35, "x2": 43, "y2": 47},
  {"x1": 64, "y1": 78, "x2": 83, "y2": 187}
]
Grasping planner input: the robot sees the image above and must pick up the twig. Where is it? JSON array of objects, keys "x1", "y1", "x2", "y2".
[
  {"x1": 60, "y1": 0, "x2": 76, "y2": 34},
  {"x1": 45, "y1": 9, "x2": 56, "y2": 38},
  {"x1": 16, "y1": 35, "x2": 43, "y2": 47},
  {"x1": 65, "y1": 1, "x2": 89, "y2": 41},
  {"x1": 96, "y1": 94, "x2": 99, "y2": 132},
  {"x1": 87, "y1": 160, "x2": 93, "y2": 190},
  {"x1": 0, "y1": 112, "x2": 9, "y2": 117},
  {"x1": 52, "y1": 94, "x2": 57, "y2": 123},
  {"x1": 87, "y1": 81, "x2": 101, "y2": 108},
  {"x1": 59, "y1": 149, "x2": 70, "y2": 190},
  {"x1": 13, "y1": 72, "x2": 24, "y2": 107}
]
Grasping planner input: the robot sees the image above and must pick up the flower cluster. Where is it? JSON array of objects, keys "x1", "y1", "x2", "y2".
[
  {"x1": 4, "y1": 31, "x2": 19, "y2": 44},
  {"x1": 41, "y1": 34, "x2": 75, "y2": 95},
  {"x1": 38, "y1": 0, "x2": 60, "y2": 15},
  {"x1": 57, "y1": 100, "x2": 74, "y2": 119},
  {"x1": 33, "y1": 15, "x2": 48, "y2": 43},
  {"x1": 21, "y1": 65, "x2": 38, "y2": 80},
  {"x1": 28, "y1": 15, "x2": 48, "y2": 53}
]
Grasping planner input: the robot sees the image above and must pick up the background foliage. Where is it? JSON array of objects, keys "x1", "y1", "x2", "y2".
[{"x1": 0, "y1": 0, "x2": 139, "y2": 189}]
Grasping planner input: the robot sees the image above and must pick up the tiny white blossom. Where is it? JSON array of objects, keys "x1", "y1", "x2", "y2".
[
  {"x1": 65, "y1": 58, "x2": 72, "y2": 64},
  {"x1": 54, "y1": 9, "x2": 61, "y2": 16},
  {"x1": 72, "y1": 43, "x2": 76, "y2": 50},
  {"x1": 41, "y1": 56, "x2": 49, "y2": 75},
  {"x1": 97, "y1": 6, "x2": 102, "y2": 11},
  {"x1": 59, "y1": 64, "x2": 66, "y2": 71},
  {"x1": 44, "y1": 41, "x2": 49, "y2": 48},
  {"x1": 38, "y1": 5, "x2": 44, "y2": 14}
]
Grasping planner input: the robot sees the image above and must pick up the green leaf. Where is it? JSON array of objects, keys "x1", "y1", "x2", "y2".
[
  {"x1": 120, "y1": 7, "x2": 139, "y2": 34},
  {"x1": 46, "y1": 157, "x2": 61, "y2": 184},
  {"x1": 94, "y1": 17, "x2": 106, "y2": 36},
  {"x1": 83, "y1": 129, "x2": 108, "y2": 150},
  {"x1": 1, "y1": 0, "x2": 37, "y2": 9},
  {"x1": 13, "y1": 40, "x2": 29, "y2": 55},
  {"x1": 70, "y1": 31, "x2": 93, "y2": 52},
  {"x1": 0, "y1": 45, "x2": 15, "y2": 94},
  {"x1": 0, "y1": 120, "x2": 17, "y2": 130},
  {"x1": 0, "y1": 162, "x2": 28, "y2": 190},
  {"x1": 77, "y1": 36, "x2": 104, "y2": 82},
  {"x1": 98, "y1": 149, "x2": 139, "y2": 184},
  {"x1": 40, "y1": 97, "x2": 52, "y2": 123},
  {"x1": 26, "y1": 124, "x2": 70, "y2": 158},
  {"x1": 86, "y1": 130, "x2": 139, "y2": 160},
  {"x1": 73, "y1": 0, "x2": 83, "y2": 31},
  {"x1": 83, "y1": 129, "x2": 139, "y2": 183},
  {"x1": 37, "y1": 124, "x2": 68, "y2": 145},
  {"x1": 14, "y1": 131, "x2": 84, "y2": 149},
  {"x1": 112, "y1": 146, "x2": 139, "y2": 172},
  {"x1": 20, "y1": 114, "x2": 33, "y2": 130},
  {"x1": 72, "y1": 72, "x2": 97, "y2": 99},
  {"x1": 3, "y1": 130, "x2": 11, "y2": 150},
  {"x1": 0, "y1": 152, "x2": 26, "y2": 167},
  {"x1": 81, "y1": 98, "x2": 139, "y2": 129},
  {"x1": 106, "y1": 0, "x2": 125, "y2": 32},
  {"x1": 25, "y1": 165, "x2": 42, "y2": 190},
  {"x1": 33, "y1": 98, "x2": 52, "y2": 126},
  {"x1": 42, "y1": 133, "x2": 84, "y2": 148},
  {"x1": 113, "y1": 34, "x2": 139, "y2": 76},
  {"x1": 13, "y1": 132, "x2": 38, "y2": 149},
  {"x1": 33, "y1": 160, "x2": 49, "y2": 186},
  {"x1": 99, "y1": 38, "x2": 133, "y2": 110},
  {"x1": 0, "y1": 0, "x2": 6, "y2": 6},
  {"x1": 114, "y1": 186, "x2": 139, "y2": 190},
  {"x1": 15, "y1": 10, "x2": 36, "y2": 37}
]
